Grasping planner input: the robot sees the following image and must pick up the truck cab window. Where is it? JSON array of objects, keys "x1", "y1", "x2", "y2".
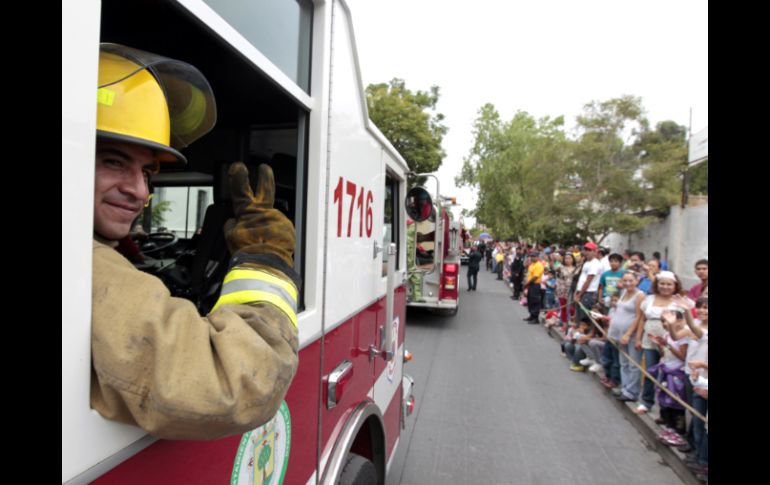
[
  {"x1": 146, "y1": 186, "x2": 213, "y2": 238},
  {"x1": 100, "y1": 1, "x2": 308, "y2": 315},
  {"x1": 383, "y1": 175, "x2": 400, "y2": 276}
]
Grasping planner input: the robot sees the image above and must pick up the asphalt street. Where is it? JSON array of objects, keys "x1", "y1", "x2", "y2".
[{"x1": 387, "y1": 266, "x2": 684, "y2": 485}]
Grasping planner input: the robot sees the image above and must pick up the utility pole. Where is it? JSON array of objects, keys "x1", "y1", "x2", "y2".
[{"x1": 681, "y1": 108, "x2": 692, "y2": 208}]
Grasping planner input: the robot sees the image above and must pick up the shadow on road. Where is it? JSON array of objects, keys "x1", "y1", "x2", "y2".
[{"x1": 405, "y1": 308, "x2": 457, "y2": 328}]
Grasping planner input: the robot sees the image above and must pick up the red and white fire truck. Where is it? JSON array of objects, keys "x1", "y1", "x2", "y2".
[
  {"x1": 62, "y1": 1, "x2": 421, "y2": 483},
  {"x1": 405, "y1": 181, "x2": 462, "y2": 316}
]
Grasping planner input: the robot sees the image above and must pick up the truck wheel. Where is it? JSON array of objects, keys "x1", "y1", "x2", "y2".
[{"x1": 338, "y1": 453, "x2": 378, "y2": 485}]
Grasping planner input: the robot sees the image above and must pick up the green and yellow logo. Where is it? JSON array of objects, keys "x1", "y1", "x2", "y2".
[{"x1": 231, "y1": 401, "x2": 291, "y2": 485}]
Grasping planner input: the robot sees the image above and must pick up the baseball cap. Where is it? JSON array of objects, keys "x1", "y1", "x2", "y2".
[{"x1": 583, "y1": 242, "x2": 598, "y2": 251}]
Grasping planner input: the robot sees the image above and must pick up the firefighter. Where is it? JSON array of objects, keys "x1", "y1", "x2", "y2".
[{"x1": 91, "y1": 44, "x2": 300, "y2": 440}]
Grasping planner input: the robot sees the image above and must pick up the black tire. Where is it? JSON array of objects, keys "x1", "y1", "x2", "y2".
[{"x1": 338, "y1": 453, "x2": 378, "y2": 485}]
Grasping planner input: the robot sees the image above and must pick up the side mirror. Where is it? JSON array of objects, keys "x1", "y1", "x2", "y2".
[{"x1": 405, "y1": 187, "x2": 434, "y2": 222}]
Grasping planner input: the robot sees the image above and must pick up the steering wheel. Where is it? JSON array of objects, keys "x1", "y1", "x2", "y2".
[{"x1": 141, "y1": 231, "x2": 178, "y2": 255}]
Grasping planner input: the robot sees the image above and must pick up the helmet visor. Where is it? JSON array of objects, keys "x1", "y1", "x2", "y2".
[{"x1": 99, "y1": 43, "x2": 217, "y2": 151}]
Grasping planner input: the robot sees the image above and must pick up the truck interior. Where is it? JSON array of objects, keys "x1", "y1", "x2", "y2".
[
  {"x1": 414, "y1": 219, "x2": 437, "y2": 269},
  {"x1": 99, "y1": 0, "x2": 308, "y2": 314}
]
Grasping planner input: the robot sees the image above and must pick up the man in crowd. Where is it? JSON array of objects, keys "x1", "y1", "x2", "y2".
[
  {"x1": 574, "y1": 242, "x2": 603, "y2": 323},
  {"x1": 523, "y1": 252, "x2": 545, "y2": 323}
]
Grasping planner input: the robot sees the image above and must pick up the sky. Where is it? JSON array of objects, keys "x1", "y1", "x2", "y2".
[{"x1": 348, "y1": 0, "x2": 708, "y2": 226}]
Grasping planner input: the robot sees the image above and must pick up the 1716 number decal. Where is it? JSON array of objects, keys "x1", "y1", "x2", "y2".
[{"x1": 333, "y1": 177, "x2": 373, "y2": 238}]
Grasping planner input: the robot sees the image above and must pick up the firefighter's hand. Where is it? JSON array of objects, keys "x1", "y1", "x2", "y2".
[{"x1": 224, "y1": 162, "x2": 295, "y2": 267}]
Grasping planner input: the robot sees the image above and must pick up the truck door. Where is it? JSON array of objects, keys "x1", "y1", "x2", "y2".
[
  {"x1": 320, "y1": 3, "x2": 383, "y2": 464},
  {"x1": 373, "y1": 169, "x2": 405, "y2": 456}
]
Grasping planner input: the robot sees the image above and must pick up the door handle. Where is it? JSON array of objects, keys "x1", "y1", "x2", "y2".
[{"x1": 327, "y1": 360, "x2": 354, "y2": 409}]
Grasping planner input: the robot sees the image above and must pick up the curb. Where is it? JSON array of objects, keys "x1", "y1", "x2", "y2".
[{"x1": 543, "y1": 321, "x2": 703, "y2": 485}]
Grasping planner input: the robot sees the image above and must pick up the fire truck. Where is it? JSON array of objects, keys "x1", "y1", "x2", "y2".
[
  {"x1": 405, "y1": 181, "x2": 462, "y2": 316},
  {"x1": 62, "y1": 1, "x2": 421, "y2": 483}
]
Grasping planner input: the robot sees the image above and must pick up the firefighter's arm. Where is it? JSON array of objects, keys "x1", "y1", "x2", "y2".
[
  {"x1": 91, "y1": 245, "x2": 298, "y2": 440},
  {"x1": 92, "y1": 162, "x2": 302, "y2": 440},
  {"x1": 220, "y1": 161, "x2": 302, "y2": 310}
]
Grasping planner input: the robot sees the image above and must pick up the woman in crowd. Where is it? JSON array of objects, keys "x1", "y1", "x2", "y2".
[
  {"x1": 616, "y1": 271, "x2": 646, "y2": 402},
  {"x1": 632, "y1": 271, "x2": 683, "y2": 415},
  {"x1": 555, "y1": 253, "x2": 579, "y2": 330}
]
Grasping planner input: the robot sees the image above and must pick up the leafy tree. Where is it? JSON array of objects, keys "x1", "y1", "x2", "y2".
[
  {"x1": 456, "y1": 104, "x2": 569, "y2": 242},
  {"x1": 468, "y1": 227, "x2": 483, "y2": 238},
  {"x1": 688, "y1": 159, "x2": 708, "y2": 195},
  {"x1": 634, "y1": 120, "x2": 689, "y2": 211},
  {"x1": 458, "y1": 96, "x2": 694, "y2": 245},
  {"x1": 557, "y1": 95, "x2": 656, "y2": 243},
  {"x1": 151, "y1": 200, "x2": 172, "y2": 227},
  {"x1": 366, "y1": 79, "x2": 447, "y2": 184},
  {"x1": 137, "y1": 199, "x2": 172, "y2": 230}
]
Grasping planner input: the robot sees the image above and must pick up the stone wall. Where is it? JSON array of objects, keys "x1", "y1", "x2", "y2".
[{"x1": 603, "y1": 201, "x2": 708, "y2": 290}]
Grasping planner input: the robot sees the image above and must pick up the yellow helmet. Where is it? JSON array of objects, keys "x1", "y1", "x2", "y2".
[{"x1": 96, "y1": 43, "x2": 217, "y2": 165}]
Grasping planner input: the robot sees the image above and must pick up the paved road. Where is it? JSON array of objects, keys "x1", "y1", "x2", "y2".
[{"x1": 388, "y1": 267, "x2": 683, "y2": 485}]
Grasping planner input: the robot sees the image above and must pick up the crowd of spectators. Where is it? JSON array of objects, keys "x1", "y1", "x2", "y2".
[{"x1": 473, "y1": 240, "x2": 709, "y2": 482}]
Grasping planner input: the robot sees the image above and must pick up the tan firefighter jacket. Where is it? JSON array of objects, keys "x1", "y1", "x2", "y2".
[{"x1": 90, "y1": 239, "x2": 299, "y2": 440}]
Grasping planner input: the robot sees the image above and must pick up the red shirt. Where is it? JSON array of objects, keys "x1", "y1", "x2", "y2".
[{"x1": 688, "y1": 283, "x2": 706, "y2": 300}]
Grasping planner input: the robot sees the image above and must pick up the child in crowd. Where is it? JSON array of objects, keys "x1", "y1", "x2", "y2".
[
  {"x1": 649, "y1": 309, "x2": 691, "y2": 446},
  {"x1": 597, "y1": 254, "x2": 625, "y2": 308},
  {"x1": 565, "y1": 318, "x2": 593, "y2": 372},
  {"x1": 670, "y1": 296, "x2": 708, "y2": 479},
  {"x1": 543, "y1": 268, "x2": 557, "y2": 309},
  {"x1": 597, "y1": 294, "x2": 622, "y2": 388},
  {"x1": 544, "y1": 309, "x2": 560, "y2": 330},
  {"x1": 581, "y1": 303, "x2": 612, "y2": 374}
]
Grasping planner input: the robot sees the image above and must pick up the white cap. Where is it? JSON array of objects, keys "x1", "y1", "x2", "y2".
[{"x1": 657, "y1": 271, "x2": 677, "y2": 282}]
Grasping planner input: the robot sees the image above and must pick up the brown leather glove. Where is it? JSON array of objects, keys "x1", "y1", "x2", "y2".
[{"x1": 224, "y1": 162, "x2": 295, "y2": 267}]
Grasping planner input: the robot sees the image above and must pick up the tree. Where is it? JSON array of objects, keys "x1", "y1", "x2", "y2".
[
  {"x1": 137, "y1": 199, "x2": 172, "y2": 230},
  {"x1": 557, "y1": 95, "x2": 656, "y2": 243},
  {"x1": 688, "y1": 159, "x2": 708, "y2": 195},
  {"x1": 634, "y1": 120, "x2": 689, "y2": 211},
  {"x1": 366, "y1": 79, "x2": 447, "y2": 184},
  {"x1": 456, "y1": 104, "x2": 570, "y2": 241},
  {"x1": 468, "y1": 227, "x2": 483, "y2": 238},
  {"x1": 459, "y1": 96, "x2": 690, "y2": 245}
]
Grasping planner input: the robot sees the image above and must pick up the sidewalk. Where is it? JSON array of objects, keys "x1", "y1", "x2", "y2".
[{"x1": 538, "y1": 314, "x2": 705, "y2": 485}]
